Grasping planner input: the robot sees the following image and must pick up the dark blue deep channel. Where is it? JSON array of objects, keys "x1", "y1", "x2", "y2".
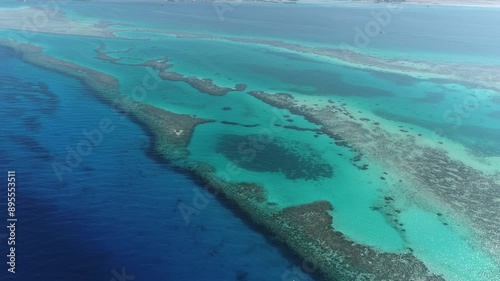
[{"x1": 0, "y1": 46, "x2": 313, "y2": 281}]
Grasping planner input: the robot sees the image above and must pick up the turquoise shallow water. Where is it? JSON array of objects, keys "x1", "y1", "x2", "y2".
[
  {"x1": 2, "y1": 2, "x2": 500, "y2": 280},
  {"x1": 401, "y1": 207, "x2": 498, "y2": 281}
]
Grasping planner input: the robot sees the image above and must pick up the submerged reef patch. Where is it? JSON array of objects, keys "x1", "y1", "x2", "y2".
[
  {"x1": 0, "y1": 75, "x2": 59, "y2": 115},
  {"x1": 373, "y1": 110, "x2": 500, "y2": 156},
  {"x1": 216, "y1": 134, "x2": 333, "y2": 180},
  {"x1": 243, "y1": 64, "x2": 393, "y2": 98},
  {"x1": 411, "y1": 92, "x2": 446, "y2": 103}
]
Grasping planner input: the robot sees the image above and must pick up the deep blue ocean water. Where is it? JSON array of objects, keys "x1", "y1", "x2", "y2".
[{"x1": 0, "y1": 46, "x2": 313, "y2": 281}]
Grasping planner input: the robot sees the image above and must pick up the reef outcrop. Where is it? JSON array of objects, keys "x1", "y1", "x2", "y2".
[{"x1": 93, "y1": 45, "x2": 246, "y2": 96}]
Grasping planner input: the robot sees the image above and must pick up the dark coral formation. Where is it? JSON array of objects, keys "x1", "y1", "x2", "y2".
[
  {"x1": 138, "y1": 57, "x2": 173, "y2": 72},
  {"x1": 234, "y1": 84, "x2": 247, "y2": 91},
  {"x1": 220, "y1": 121, "x2": 259, "y2": 128},
  {"x1": 215, "y1": 134, "x2": 333, "y2": 180},
  {"x1": 139, "y1": 57, "x2": 247, "y2": 96},
  {"x1": 158, "y1": 71, "x2": 246, "y2": 96},
  {"x1": 243, "y1": 64, "x2": 393, "y2": 98},
  {"x1": 373, "y1": 110, "x2": 500, "y2": 157},
  {"x1": 0, "y1": 76, "x2": 59, "y2": 116},
  {"x1": 95, "y1": 42, "x2": 134, "y2": 63},
  {"x1": 273, "y1": 124, "x2": 322, "y2": 133},
  {"x1": 96, "y1": 52, "x2": 118, "y2": 63}
]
